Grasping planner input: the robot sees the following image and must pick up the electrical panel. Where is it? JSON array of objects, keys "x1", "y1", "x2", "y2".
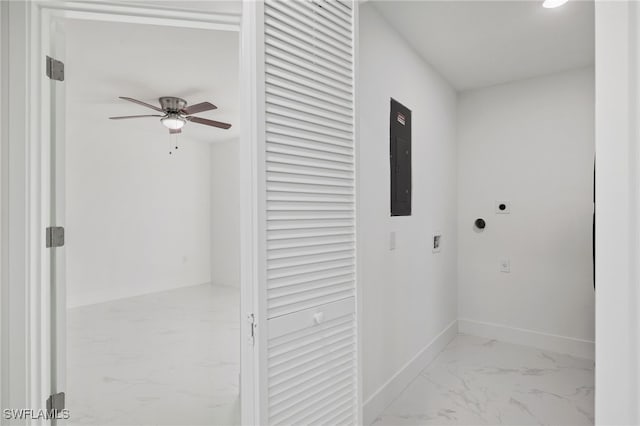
[{"x1": 390, "y1": 99, "x2": 412, "y2": 216}]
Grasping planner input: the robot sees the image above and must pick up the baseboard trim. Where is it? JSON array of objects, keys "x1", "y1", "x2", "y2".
[
  {"x1": 362, "y1": 320, "x2": 458, "y2": 425},
  {"x1": 458, "y1": 318, "x2": 595, "y2": 360}
]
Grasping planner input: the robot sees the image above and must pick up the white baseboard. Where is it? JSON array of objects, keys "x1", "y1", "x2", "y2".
[
  {"x1": 362, "y1": 320, "x2": 458, "y2": 425},
  {"x1": 458, "y1": 318, "x2": 595, "y2": 360}
]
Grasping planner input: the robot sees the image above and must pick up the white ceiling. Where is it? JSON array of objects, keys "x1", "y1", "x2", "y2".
[
  {"x1": 65, "y1": 19, "x2": 239, "y2": 143},
  {"x1": 371, "y1": 0, "x2": 595, "y2": 91}
]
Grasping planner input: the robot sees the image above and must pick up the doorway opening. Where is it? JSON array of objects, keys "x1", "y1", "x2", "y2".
[
  {"x1": 55, "y1": 16, "x2": 242, "y2": 426},
  {"x1": 358, "y1": 1, "x2": 595, "y2": 425}
]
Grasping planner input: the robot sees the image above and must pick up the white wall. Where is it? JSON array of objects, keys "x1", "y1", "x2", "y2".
[
  {"x1": 359, "y1": 3, "x2": 458, "y2": 417},
  {"x1": 211, "y1": 139, "x2": 240, "y2": 287},
  {"x1": 457, "y1": 67, "x2": 595, "y2": 354},
  {"x1": 63, "y1": 20, "x2": 240, "y2": 308},
  {"x1": 65, "y1": 105, "x2": 213, "y2": 307},
  {"x1": 595, "y1": 2, "x2": 640, "y2": 423}
]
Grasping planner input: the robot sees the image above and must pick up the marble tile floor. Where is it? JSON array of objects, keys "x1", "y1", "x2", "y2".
[
  {"x1": 372, "y1": 334, "x2": 594, "y2": 426},
  {"x1": 66, "y1": 282, "x2": 240, "y2": 426}
]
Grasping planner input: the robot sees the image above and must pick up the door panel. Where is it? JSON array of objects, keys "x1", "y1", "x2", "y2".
[{"x1": 262, "y1": 0, "x2": 357, "y2": 423}]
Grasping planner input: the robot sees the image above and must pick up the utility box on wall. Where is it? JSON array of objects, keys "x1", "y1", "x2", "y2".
[{"x1": 390, "y1": 99, "x2": 412, "y2": 216}]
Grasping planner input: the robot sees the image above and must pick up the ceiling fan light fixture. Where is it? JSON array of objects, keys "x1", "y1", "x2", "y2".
[
  {"x1": 161, "y1": 114, "x2": 186, "y2": 130},
  {"x1": 110, "y1": 97, "x2": 231, "y2": 133},
  {"x1": 542, "y1": 0, "x2": 569, "y2": 8}
]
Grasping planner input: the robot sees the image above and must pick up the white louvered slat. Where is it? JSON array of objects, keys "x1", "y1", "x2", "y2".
[
  {"x1": 267, "y1": 115, "x2": 352, "y2": 143},
  {"x1": 267, "y1": 129, "x2": 353, "y2": 150},
  {"x1": 266, "y1": 37, "x2": 352, "y2": 80},
  {"x1": 267, "y1": 94, "x2": 353, "y2": 127},
  {"x1": 267, "y1": 136, "x2": 353, "y2": 157},
  {"x1": 268, "y1": 277, "x2": 354, "y2": 301},
  {"x1": 268, "y1": 218, "x2": 355, "y2": 229},
  {"x1": 266, "y1": 70, "x2": 353, "y2": 107},
  {"x1": 263, "y1": 17, "x2": 352, "y2": 65},
  {"x1": 269, "y1": 0, "x2": 352, "y2": 41},
  {"x1": 265, "y1": 8, "x2": 352, "y2": 56},
  {"x1": 268, "y1": 243, "x2": 355, "y2": 260},
  {"x1": 267, "y1": 152, "x2": 353, "y2": 172},
  {"x1": 268, "y1": 238, "x2": 351, "y2": 253},
  {"x1": 266, "y1": 48, "x2": 352, "y2": 91},
  {"x1": 267, "y1": 105, "x2": 353, "y2": 136},
  {"x1": 263, "y1": 0, "x2": 356, "y2": 423},
  {"x1": 268, "y1": 267, "x2": 354, "y2": 291}
]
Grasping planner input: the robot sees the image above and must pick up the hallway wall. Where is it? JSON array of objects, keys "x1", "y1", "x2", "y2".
[
  {"x1": 64, "y1": 20, "x2": 239, "y2": 308},
  {"x1": 65, "y1": 103, "x2": 213, "y2": 307},
  {"x1": 359, "y1": 3, "x2": 458, "y2": 416},
  {"x1": 457, "y1": 67, "x2": 596, "y2": 355},
  {"x1": 210, "y1": 139, "x2": 240, "y2": 287}
]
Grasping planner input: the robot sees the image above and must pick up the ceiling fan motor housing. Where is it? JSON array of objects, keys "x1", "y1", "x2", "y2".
[{"x1": 159, "y1": 96, "x2": 187, "y2": 113}]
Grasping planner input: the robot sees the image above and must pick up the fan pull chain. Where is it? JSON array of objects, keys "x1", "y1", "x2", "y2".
[{"x1": 168, "y1": 134, "x2": 173, "y2": 155}]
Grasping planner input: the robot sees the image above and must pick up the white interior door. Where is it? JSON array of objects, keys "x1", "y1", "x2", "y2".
[{"x1": 258, "y1": 1, "x2": 358, "y2": 423}]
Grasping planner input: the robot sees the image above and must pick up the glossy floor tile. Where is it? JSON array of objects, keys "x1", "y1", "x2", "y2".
[
  {"x1": 372, "y1": 334, "x2": 594, "y2": 426},
  {"x1": 66, "y1": 282, "x2": 240, "y2": 426}
]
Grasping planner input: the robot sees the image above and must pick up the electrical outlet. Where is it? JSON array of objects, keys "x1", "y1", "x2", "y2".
[{"x1": 500, "y1": 258, "x2": 510, "y2": 273}]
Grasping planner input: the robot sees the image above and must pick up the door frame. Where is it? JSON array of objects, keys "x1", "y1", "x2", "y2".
[
  {"x1": 0, "y1": 1, "x2": 261, "y2": 424},
  {"x1": 594, "y1": 1, "x2": 640, "y2": 423}
]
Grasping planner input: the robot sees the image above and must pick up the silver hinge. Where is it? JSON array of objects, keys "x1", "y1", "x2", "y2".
[
  {"x1": 46, "y1": 56, "x2": 64, "y2": 81},
  {"x1": 247, "y1": 313, "x2": 256, "y2": 346},
  {"x1": 46, "y1": 226, "x2": 65, "y2": 248},
  {"x1": 46, "y1": 391, "x2": 65, "y2": 412}
]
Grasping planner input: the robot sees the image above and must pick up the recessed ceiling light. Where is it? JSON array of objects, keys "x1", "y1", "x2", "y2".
[{"x1": 543, "y1": 0, "x2": 569, "y2": 8}]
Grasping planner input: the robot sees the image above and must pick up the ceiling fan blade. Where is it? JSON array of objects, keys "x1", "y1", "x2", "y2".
[
  {"x1": 169, "y1": 128, "x2": 182, "y2": 134},
  {"x1": 186, "y1": 116, "x2": 231, "y2": 129},
  {"x1": 119, "y1": 96, "x2": 164, "y2": 112},
  {"x1": 182, "y1": 102, "x2": 217, "y2": 115},
  {"x1": 109, "y1": 114, "x2": 163, "y2": 120}
]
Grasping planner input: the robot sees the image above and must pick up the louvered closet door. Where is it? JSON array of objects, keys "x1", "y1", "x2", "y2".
[{"x1": 262, "y1": 0, "x2": 357, "y2": 424}]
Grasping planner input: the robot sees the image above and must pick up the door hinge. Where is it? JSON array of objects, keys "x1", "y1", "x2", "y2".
[
  {"x1": 247, "y1": 313, "x2": 256, "y2": 346},
  {"x1": 46, "y1": 391, "x2": 65, "y2": 412},
  {"x1": 46, "y1": 226, "x2": 65, "y2": 248},
  {"x1": 46, "y1": 56, "x2": 65, "y2": 81}
]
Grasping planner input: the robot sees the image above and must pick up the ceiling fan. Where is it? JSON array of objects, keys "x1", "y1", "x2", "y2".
[{"x1": 109, "y1": 96, "x2": 232, "y2": 134}]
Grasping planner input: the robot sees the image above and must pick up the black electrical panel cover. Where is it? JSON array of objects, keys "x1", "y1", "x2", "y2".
[{"x1": 390, "y1": 99, "x2": 412, "y2": 216}]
